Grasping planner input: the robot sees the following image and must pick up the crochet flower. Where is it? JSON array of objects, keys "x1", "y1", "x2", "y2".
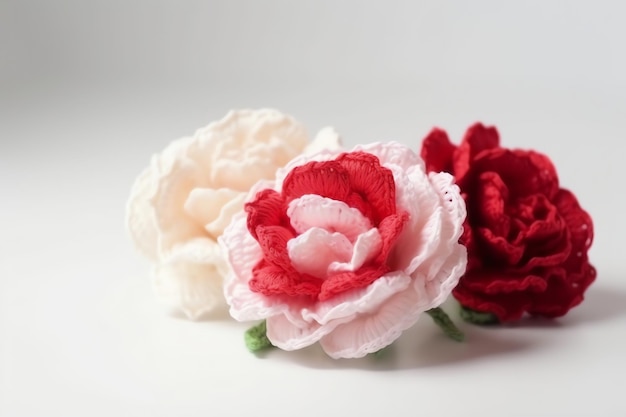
[
  {"x1": 126, "y1": 109, "x2": 341, "y2": 319},
  {"x1": 420, "y1": 123, "x2": 596, "y2": 322},
  {"x1": 220, "y1": 142, "x2": 467, "y2": 358}
]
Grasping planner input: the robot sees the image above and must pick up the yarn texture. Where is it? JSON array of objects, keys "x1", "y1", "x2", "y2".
[
  {"x1": 220, "y1": 142, "x2": 467, "y2": 359},
  {"x1": 126, "y1": 109, "x2": 341, "y2": 319},
  {"x1": 420, "y1": 123, "x2": 595, "y2": 322}
]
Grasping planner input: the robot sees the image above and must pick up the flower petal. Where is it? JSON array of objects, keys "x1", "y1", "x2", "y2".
[
  {"x1": 267, "y1": 271, "x2": 413, "y2": 352},
  {"x1": 288, "y1": 228, "x2": 353, "y2": 278},
  {"x1": 337, "y1": 151, "x2": 397, "y2": 224},
  {"x1": 356, "y1": 141, "x2": 424, "y2": 172},
  {"x1": 266, "y1": 313, "x2": 347, "y2": 351},
  {"x1": 416, "y1": 244, "x2": 467, "y2": 308},
  {"x1": 453, "y1": 123, "x2": 500, "y2": 180},
  {"x1": 300, "y1": 271, "x2": 412, "y2": 325},
  {"x1": 473, "y1": 171, "x2": 510, "y2": 237},
  {"x1": 328, "y1": 228, "x2": 382, "y2": 273},
  {"x1": 220, "y1": 213, "x2": 292, "y2": 321},
  {"x1": 204, "y1": 109, "x2": 309, "y2": 190},
  {"x1": 553, "y1": 188, "x2": 594, "y2": 270},
  {"x1": 469, "y1": 148, "x2": 559, "y2": 199},
  {"x1": 149, "y1": 150, "x2": 209, "y2": 255},
  {"x1": 287, "y1": 194, "x2": 372, "y2": 241},
  {"x1": 304, "y1": 127, "x2": 342, "y2": 155},
  {"x1": 420, "y1": 128, "x2": 456, "y2": 173},
  {"x1": 391, "y1": 169, "x2": 465, "y2": 281},
  {"x1": 319, "y1": 264, "x2": 388, "y2": 301},
  {"x1": 152, "y1": 238, "x2": 226, "y2": 319},
  {"x1": 319, "y1": 282, "x2": 422, "y2": 359},
  {"x1": 245, "y1": 188, "x2": 288, "y2": 240},
  {"x1": 126, "y1": 167, "x2": 159, "y2": 260},
  {"x1": 184, "y1": 188, "x2": 245, "y2": 238},
  {"x1": 282, "y1": 160, "x2": 351, "y2": 203}
]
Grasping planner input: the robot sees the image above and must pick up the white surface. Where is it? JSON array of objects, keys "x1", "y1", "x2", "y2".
[{"x1": 2, "y1": 1, "x2": 625, "y2": 416}]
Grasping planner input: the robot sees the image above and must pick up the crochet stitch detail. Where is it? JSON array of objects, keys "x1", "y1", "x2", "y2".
[{"x1": 245, "y1": 321, "x2": 274, "y2": 352}]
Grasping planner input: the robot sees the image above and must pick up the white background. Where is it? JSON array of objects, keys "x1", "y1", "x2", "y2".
[{"x1": 2, "y1": 1, "x2": 625, "y2": 416}]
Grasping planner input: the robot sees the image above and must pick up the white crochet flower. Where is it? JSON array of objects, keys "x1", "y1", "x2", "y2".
[{"x1": 126, "y1": 109, "x2": 341, "y2": 319}]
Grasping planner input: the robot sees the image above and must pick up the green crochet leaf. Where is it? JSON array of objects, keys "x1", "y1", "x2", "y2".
[
  {"x1": 426, "y1": 307, "x2": 465, "y2": 342},
  {"x1": 459, "y1": 306, "x2": 499, "y2": 325},
  {"x1": 244, "y1": 320, "x2": 274, "y2": 352}
]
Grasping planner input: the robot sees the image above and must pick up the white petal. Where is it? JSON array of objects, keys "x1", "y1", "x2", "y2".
[
  {"x1": 126, "y1": 136, "x2": 201, "y2": 260},
  {"x1": 203, "y1": 109, "x2": 309, "y2": 190},
  {"x1": 183, "y1": 187, "x2": 245, "y2": 238},
  {"x1": 287, "y1": 228, "x2": 353, "y2": 278},
  {"x1": 287, "y1": 194, "x2": 372, "y2": 241},
  {"x1": 149, "y1": 148, "x2": 210, "y2": 256},
  {"x1": 206, "y1": 193, "x2": 247, "y2": 238},
  {"x1": 355, "y1": 141, "x2": 424, "y2": 171},
  {"x1": 328, "y1": 228, "x2": 382, "y2": 273},
  {"x1": 126, "y1": 167, "x2": 159, "y2": 261},
  {"x1": 152, "y1": 238, "x2": 227, "y2": 319},
  {"x1": 304, "y1": 127, "x2": 343, "y2": 155}
]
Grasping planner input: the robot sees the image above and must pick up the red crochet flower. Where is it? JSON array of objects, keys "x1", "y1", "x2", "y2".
[
  {"x1": 244, "y1": 151, "x2": 409, "y2": 301},
  {"x1": 420, "y1": 123, "x2": 596, "y2": 322}
]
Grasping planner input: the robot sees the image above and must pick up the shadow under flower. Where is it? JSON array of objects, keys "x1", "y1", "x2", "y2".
[
  {"x1": 558, "y1": 284, "x2": 626, "y2": 326},
  {"x1": 267, "y1": 318, "x2": 541, "y2": 371}
]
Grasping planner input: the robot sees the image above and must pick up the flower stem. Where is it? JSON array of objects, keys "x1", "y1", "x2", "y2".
[
  {"x1": 426, "y1": 307, "x2": 465, "y2": 342},
  {"x1": 244, "y1": 320, "x2": 274, "y2": 352},
  {"x1": 372, "y1": 345, "x2": 392, "y2": 358},
  {"x1": 459, "y1": 306, "x2": 499, "y2": 325}
]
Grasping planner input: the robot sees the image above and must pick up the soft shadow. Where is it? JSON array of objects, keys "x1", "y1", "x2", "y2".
[
  {"x1": 559, "y1": 285, "x2": 626, "y2": 325},
  {"x1": 502, "y1": 315, "x2": 564, "y2": 329},
  {"x1": 270, "y1": 320, "x2": 541, "y2": 371}
]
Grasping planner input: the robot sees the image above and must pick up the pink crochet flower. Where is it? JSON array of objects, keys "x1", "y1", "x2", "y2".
[{"x1": 219, "y1": 142, "x2": 467, "y2": 358}]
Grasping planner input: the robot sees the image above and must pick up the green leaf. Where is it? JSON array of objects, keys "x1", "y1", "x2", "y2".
[{"x1": 244, "y1": 320, "x2": 274, "y2": 352}]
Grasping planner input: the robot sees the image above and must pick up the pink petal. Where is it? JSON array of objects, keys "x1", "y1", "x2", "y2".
[
  {"x1": 328, "y1": 228, "x2": 382, "y2": 273},
  {"x1": 391, "y1": 168, "x2": 466, "y2": 280},
  {"x1": 266, "y1": 313, "x2": 351, "y2": 351},
  {"x1": 299, "y1": 271, "x2": 411, "y2": 324},
  {"x1": 419, "y1": 172, "x2": 467, "y2": 280},
  {"x1": 267, "y1": 271, "x2": 412, "y2": 350},
  {"x1": 386, "y1": 164, "x2": 442, "y2": 273},
  {"x1": 414, "y1": 244, "x2": 468, "y2": 309},
  {"x1": 219, "y1": 213, "x2": 284, "y2": 321},
  {"x1": 287, "y1": 194, "x2": 372, "y2": 241},
  {"x1": 287, "y1": 228, "x2": 353, "y2": 278},
  {"x1": 319, "y1": 285, "x2": 423, "y2": 359}
]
